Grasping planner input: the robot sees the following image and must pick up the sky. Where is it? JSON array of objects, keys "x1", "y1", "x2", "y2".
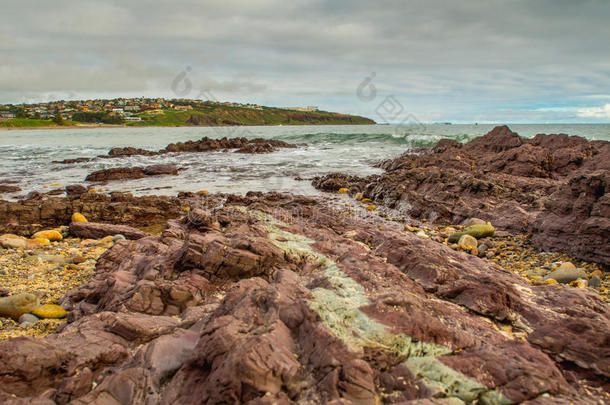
[{"x1": 1, "y1": 0, "x2": 610, "y2": 123}]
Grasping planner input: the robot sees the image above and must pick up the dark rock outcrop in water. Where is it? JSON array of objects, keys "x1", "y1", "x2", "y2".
[
  {"x1": 0, "y1": 193, "x2": 608, "y2": 403},
  {"x1": 85, "y1": 164, "x2": 179, "y2": 182},
  {"x1": 313, "y1": 125, "x2": 610, "y2": 265},
  {"x1": 53, "y1": 136, "x2": 301, "y2": 164}
]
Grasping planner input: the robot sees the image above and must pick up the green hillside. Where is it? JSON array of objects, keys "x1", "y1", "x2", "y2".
[{"x1": 130, "y1": 104, "x2": 375, "y2": 127}]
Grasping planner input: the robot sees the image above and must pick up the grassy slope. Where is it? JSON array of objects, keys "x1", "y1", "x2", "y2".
[
  {"x1": 0, "y1": 119, "x2": 76, "y2": 128},
  {"x1": 129, "y1": 105, "x2": 375, "y2": 126}
]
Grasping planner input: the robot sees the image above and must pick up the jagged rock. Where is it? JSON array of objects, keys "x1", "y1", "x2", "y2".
[
  {"x1": 0, "y1": 195, "x2": 607, "y2": 403},
  {"x1": 313, "y1": 125, "x2": 610, "y2": 265}
]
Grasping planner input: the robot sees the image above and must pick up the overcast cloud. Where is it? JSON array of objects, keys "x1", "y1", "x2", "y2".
[{"x1": 2, "y1": 0, "x2": 610, "y2": 122}]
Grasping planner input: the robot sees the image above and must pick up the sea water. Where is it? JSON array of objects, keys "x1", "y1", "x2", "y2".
[{"x1": 0, "y1": 124, "x2": 608, "y2": 199}]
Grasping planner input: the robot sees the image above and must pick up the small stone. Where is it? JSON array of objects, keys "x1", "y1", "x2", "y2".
[
  {"x1": 458, "y1": 234, "x2": 478, "y2": 251},
  {"x1": 588, "y1": 275, "x2": 602, "y2": 290},
  {"x1": 361, "y1": 198, "x2": 372, "y2": 204},
  {"x1": 338, "y1": 188, "x2": 349, "y2": 194},
  {"x1": 365, "y1": 204, "x2": 377, "y2": 211},
  {"x1": 31, "y1": 230, "x2": 63, "y2": 242},
  {"x1": 0, "y1": 237, "x2": 26, "y2": 249},
  {"x1": 448, "y1": 224, "x2": 495, "y2": 243},
  {"x1": 71, "y1": 212, "x2": 88, "y2": 223},
  {"x1": 590, "y1": 270, "x2": 602, "y2": 278},
  {"x1": 98, "y1": 235, "x2": 114, "y2": 245},
  {"x1": 72, "y1": 255, "x2": 87, "y2": 264},
  {"x1": 31, "y1": 304, "x2": 68, "y2": 319},
  {"x1": 543, "y1": 267, "x2": 587, "y2": 284},
  {"x1": 39, "y1": 254, "x2": 71, "y2": 264},
  {"x1": 19, "y1": 313, "x2": 40, "y2": 326},
  {"x1": 197, "y1": 190, "x2": 209, "y2": 195},
  {"x1": 557, "y1": 262, "x2": 576, "y2": 271},
  {"x1": 477, "y1": 244, "x2": 488, "y2": 257},
  {"x1": 112, "y1": 234, "x2": 126, "y2": 242},
  {"x1": 26, "y1": 238, "x2": 50, "y2": 248},
  {"x1": 354, "y1": 192, "x2": 364, "y2": 201},
  {"x1": 462, "y1": 218, "x2": 486, "y2": 227},
  {"x1": 570, "y1": 279, "x2": 588, "y2": 289},
  {"x1": 415, "y1": 230, "x2": 428, "y2": 238}
]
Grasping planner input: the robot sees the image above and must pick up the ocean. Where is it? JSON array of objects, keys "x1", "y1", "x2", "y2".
[{"x1": 1, "y1": 124, "x2": 609, "y2": 199}]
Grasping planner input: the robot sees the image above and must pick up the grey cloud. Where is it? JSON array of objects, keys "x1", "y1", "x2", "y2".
[{"x1": 1, "y1": 0, "x2": 610, "y2": 122}]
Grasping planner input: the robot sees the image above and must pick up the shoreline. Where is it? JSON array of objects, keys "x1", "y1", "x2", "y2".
[{"x1": 0, "y1": 122, "x2": 379, "y2": 131}]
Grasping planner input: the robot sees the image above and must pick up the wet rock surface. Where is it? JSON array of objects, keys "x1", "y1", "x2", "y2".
[
  {"x1": 84, "y1": 164, "x2": 179, "y2": 182},
  {"x1": 0, "y1": 193, "x2": 608, "y2": 403},
  {"x1": 54, "y1": 136, "x2": 301, "y2": 164},
  {"x1": 313, "y1": 125, "x2": 610, "y2": 265}
]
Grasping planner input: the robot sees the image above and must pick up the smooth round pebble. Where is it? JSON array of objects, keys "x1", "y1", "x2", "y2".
[
  {"x1": 112, "y1": 234, "x2": 126, "y2": 242},
  {"x1": 19, "y1": 313, "x2": 40, "y2": 326}
]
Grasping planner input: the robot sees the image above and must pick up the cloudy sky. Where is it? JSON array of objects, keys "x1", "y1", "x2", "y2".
[{"x1": 2, "y1": 0, "x2": 610, "y2": 123}]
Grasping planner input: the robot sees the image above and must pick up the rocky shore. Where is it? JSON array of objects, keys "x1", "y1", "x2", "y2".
[
  {"x1": 314, "y1": 126, "x2": 610, "y2": 266},
  {"x1": 0, "y1": 126, "x2": 608, "y2": 404}
]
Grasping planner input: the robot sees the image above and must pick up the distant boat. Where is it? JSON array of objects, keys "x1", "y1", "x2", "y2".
[{"x1": 434, "y1": 122, "x2": 452, "y2": 125}]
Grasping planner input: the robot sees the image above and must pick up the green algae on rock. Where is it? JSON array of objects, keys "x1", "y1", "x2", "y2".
[{"x1": 243, "y1": 207, "x2": 512, "y2": 404}]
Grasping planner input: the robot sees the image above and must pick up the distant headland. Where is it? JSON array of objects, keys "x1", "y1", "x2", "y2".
[{"x1": 0, "y1": 98, "x2": 375, "y2": 129}]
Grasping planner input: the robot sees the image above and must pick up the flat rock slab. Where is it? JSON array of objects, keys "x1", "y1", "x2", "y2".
[{"x1": 69, "y1": 221, "x2": 149, "y2": 240}]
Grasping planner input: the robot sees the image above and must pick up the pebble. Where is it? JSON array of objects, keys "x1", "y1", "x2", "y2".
[
  {"x1": 338, "y1": 188, "x2": 349, "y2": 194},
  {"x1": 71, "y1": 212, "x2": 88, "y2": 223},
  {"x1": 448, "y1": 224, "x2": 495, "y2": 242},
  {"x1": 557, "y1": 262, "x2": 576, "y2": 271},
  {"x1": 72, "y1": 255, "x2": 87, "y2": 264},
  {"x1": 32, "y1": 230, "x2": 63, "y2": 242},
  {"x1": 462, "y1": 218, "x2": 486, "y2": 227},
  {"x1": 477, "y1": 244, "x2": 488, "y2": 257},
  {"x1": 354, "y1": 193, "x2": 363, "y2": 201},
  {"x1": 458, "y1": 234, "x2": 478, "y2": 251},
  {"x1": 18, "y1": 313, "x2": 40, "y2": 326},
  {"x1": 112, "y1": 234, "x2": 126, "y2": 242},
  {"x1": 588, "y1": 275, "x2": 602, "y2": 289},
  {"x1": 26, "y1": 238, "x2": 50, "y2": 248},
  {"x1": 366, "y1": 204, "x2": 377, "y2": 211},
  {"x1": 0, "y1": 238, "x2": 26, "y2": 249},
  {"x1": 415, "y1": 230, "x2": 428, "y2": 238},
  {"x1": 31, "y1": 304, "x2": 68, "y2": 319},
  {"x1": 543, "y1": 267, "x2": 587, "y2": 284},
  {"x1": 39, "y1": 254, "x2": 71, "y2": 265}
]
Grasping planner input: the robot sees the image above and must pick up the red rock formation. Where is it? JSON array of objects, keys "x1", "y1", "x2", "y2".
[
  {"x1": 85, "y1": 164, "x2": 179, "y2": 182},
  {"x1": 0, "y1": 194, "x2": 607, "y2": 403},
  {"x1": 313, "y1": 126, "x2": 610, "y2": 265}
]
